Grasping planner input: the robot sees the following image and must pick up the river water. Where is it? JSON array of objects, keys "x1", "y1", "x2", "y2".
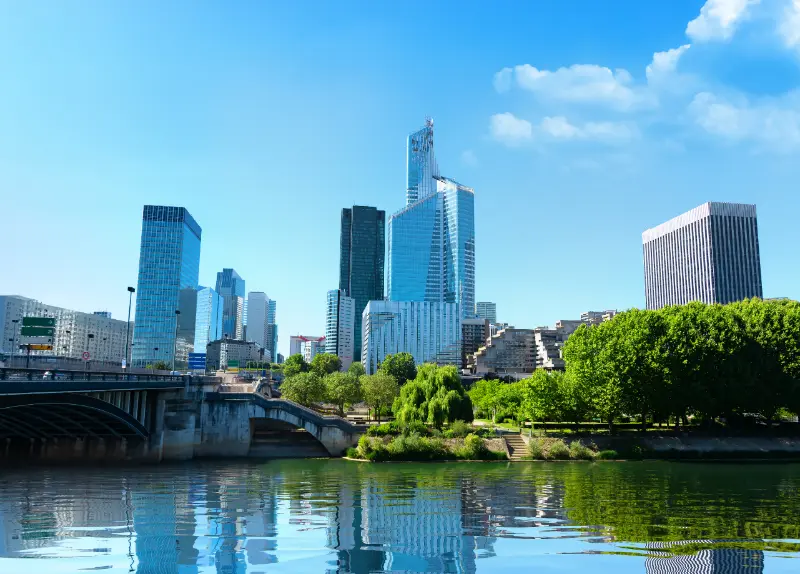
[{"x1": 0, "y1": 459, "x2": 798, "y2": 573}]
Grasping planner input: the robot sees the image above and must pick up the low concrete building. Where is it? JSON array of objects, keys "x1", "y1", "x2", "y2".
[
  {"x1": 461, "y1": 318, "x2": 490, "y2": 370},
  {"x1": 534, "y1": 320, "x2": 582, "y2": 370},
  {"x1": 473, "y1": 327, "x2": 536, "y2": 376},
  {"x1": 206, "y1": 339, "x2": 261, "y2": 371}
]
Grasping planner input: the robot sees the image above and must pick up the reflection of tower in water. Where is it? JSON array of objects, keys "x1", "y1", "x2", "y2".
[{"x1": 645, "y1": 542, "x2": 764, "y2": 574}]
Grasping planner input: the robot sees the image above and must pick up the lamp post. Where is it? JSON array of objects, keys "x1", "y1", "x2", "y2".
[
  {"x1": 172, "y1": 310, "x2": 181, "y2": 373},
  {"x1": 86, "y1": 333, "x2": 94, "y2": 372},
  {"x1": 152, "y1": 347, "x2": 159, "y2": 374},
  {"x1": 125, "y1": 287, "x2": 135, "y2": 370},
  {"x1": 10, "y1": 319, "x2": 18, "y2": 365}
]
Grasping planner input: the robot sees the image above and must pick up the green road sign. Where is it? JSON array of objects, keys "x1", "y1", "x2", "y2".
[
  {"x1": 22, "y1": 317, "x2": 55, "y2": 327},
  {"x1": 21, "y1": 326, "x2": 55, "y2": 337},
  {"x1": 227, "y1": 360, "x2": 239, "y2": 368}
]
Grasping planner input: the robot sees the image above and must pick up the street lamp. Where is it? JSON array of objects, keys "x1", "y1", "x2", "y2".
[
  {"x1": 10, "y1": 319, "x2": 18, "y2": 363},
  {"x1": 86, "y1": 333, "x2": 94, "y2": 371},
  {"x1": 172, "y1": 310, "x2": 181, "y2": 373},
  {"x1": 152, "y1": 347, "x2": 159, "y2": 374},
  {"x1": 125, "y1": 287, "x2": 135, "y2": 370}
]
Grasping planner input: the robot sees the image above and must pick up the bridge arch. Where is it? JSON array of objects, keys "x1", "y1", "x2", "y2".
[{"x1": 0, "y1": 394, "x2": 149, "y2": 440}]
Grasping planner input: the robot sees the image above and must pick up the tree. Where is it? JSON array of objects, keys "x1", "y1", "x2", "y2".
[
  {"x1": 347, "y1": 362, "x2": 366, "y2": 378},
  {"x1": 153, "y1": 361, "x2": 169, "y2": 371},
  {"x1": 324, "y1": 372, "x2": 362, "y2": 416},
  {"x1": 283, "y1": 354, "x2": 309, "y2": 377},
  {"x1": 280, "y1": 372, "x2": 325, "y2": 406},
  {"x1": 379, "y1": 352, "x2": 417, "y2": 385},
  {"x1": 519, "y1": 370, "x2": 562, "y2": 430},
  {"x1": 360, "y1": 373, "x2": 399, "y2": 423},
  {"x1": 310, "y1": 353, "x2": 342, "y2": 377},
  {"x1": 393, "y1": 364, "x2": 473, "y2": 428}
]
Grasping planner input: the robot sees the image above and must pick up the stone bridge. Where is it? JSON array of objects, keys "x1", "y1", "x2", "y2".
[{"x1": 0, "y1": 368, "x2": 363, "y2": 461}]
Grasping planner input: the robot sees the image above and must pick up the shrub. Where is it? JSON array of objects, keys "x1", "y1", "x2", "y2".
[
  {"x1": 401, "y1": 420, "x2": 429, "y2": 436},
  {"x1": 597, "y1": 449, "x2": 618, "y2": 460},
  {"x1": 447, "y1": 420, "x2": 472, "y2": 438},
  {"x1": 528, "y1": 438, "x2": 545, "y2": 460},
  {"x1": 568, "y1": 441, "x2": 596, "y2": 460},
  {"x1": 367, "y1": 422, "x2": 399, "y2": 437},
  {"x1": 345, "y1": 447, "x2": 360, "y2": 459},
  {"x1": 546, "y1": 439, "x2": 571, "y2": 460},
  {"x1": 386, "y1": 434, "x2": 448, "y2": 461}
]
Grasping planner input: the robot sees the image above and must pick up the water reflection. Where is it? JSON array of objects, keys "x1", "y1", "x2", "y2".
[{"x1": 0, "y1": 461, "x2": 797, "y2": 573}]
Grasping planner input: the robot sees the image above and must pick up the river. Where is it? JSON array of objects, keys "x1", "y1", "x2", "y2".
[{"x1": 0, "y1": 459, "x2": 798, "y2": 573}]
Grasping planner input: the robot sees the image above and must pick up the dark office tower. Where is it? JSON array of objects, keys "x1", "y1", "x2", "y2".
[
  {"x1": 215, "y1": 268, "x2": 245, "y2": 340},
  {"x1": 339, "y1": 206, "x2": 385, "y2": 361},
  {"x1": 132, "y1": 206, "x2": 201, "y2": 368}
]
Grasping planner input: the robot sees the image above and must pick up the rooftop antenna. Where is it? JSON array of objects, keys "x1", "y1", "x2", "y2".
[{"x1": 425, "y1": 116, "x2": 434, "y2": 128}]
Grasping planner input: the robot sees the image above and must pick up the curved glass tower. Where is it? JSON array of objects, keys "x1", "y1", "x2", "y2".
[{"x1": 406, "y1": 118, "x2": 439, "y2": 205}]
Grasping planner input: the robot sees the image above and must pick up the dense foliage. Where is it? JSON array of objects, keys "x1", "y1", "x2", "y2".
[
  {"x1": 360, "y1": 372, "x2": 400, "y2": 422},
  {"x1": 355, "y1": 433, "x2": 505, "y2": 461},
  {"x1": 310, "y1": 353, "x2": 342, "y2": 377},
  {"x1": 393, "y1": 364, "x2": 473, "y2": 428},
  {"x1": 279, "y1": 372, "x2": 325, "y2": 406},
  {"x1": 471, "y1": 299, "x2": 800, "y2": 430},
  {"x1": 379, "y1": 352, "x2": 417, "y2": 385},
  {"x1": 283, "y1": 354, "x2": 309, "y2": 377},
  {"x1": 323, "y1": 371, "x2": 362, "y2": 415}
]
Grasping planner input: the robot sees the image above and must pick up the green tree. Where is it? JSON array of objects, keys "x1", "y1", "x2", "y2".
[
  {"x1": 283, "y1": 354, "x2": 309, "y2": 377},
  {"x1": 324, "y1": 372, "x2": 362, "y2": 416},
  {"x1": 379, "y1": 352, "x2": 417, "y2": 385},
  {"x1": 153, "y1": 361, "x2": 170, "y2": 371},
  {"x1": 280, "y1": 372, "x2": 325, "y2": 406},
  {"x1": 347, "y1": 361, "x2": 366, "y2": 378},
  {"x1": 519, "y1": 370, "x2": 562, "y2": 430},
  {"x1": 393, "y1": 364, "x2": 473, "y2": 428},
  {"x1": 310, "y1": 353, "x2": 342, "y2": 376},
  {"x1": 360, "y1": 373, "x2": 400, "y2": 423}
]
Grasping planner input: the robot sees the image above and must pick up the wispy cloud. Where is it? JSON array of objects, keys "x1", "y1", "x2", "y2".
[
  {"x1": 489, "y1": 113, "x2": 532, "y2": 146},
  {"x1": 686, "y1": 0, "x2": 761, "y2": 42}
]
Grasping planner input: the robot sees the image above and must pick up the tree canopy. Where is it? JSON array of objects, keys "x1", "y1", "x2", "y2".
[
  {"x1": 283, "y1": 354, "x2": 309, "y2": 378},
  {"x1": 279, "y1": 372, "x2": 325, "y2": 406},
  {"x1": 310, "y1": 353, "x2": 342, "y2": 377},
  {"x1": 393, "y1": 364, "x2": 473, "y2": 428},
  {"x1": 347, "y1": 362, "x2": 366, "y2": 378},
  {"x1": 360, "y1": 373, "x2": 400, "y2": 423},
  {"x1": 379, "y1": 352, "x2": 417, "y2": 385},
  {"x1": 324, "y1": 372, "x2": 362, "y2": 416}
]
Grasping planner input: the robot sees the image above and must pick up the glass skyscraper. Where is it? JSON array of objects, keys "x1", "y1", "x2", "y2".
[
  {"x1": 339, "y1": 205, "x2": 385, "y2": 361},
  {"x1": 406, "y1": 118, "x2": 439, "y2": 205},
  {"x1": 388, "y1": 176, "x2": 475, "y2": 318},
  {"x1": 215, "y1": 268, "x2": 245, "y2": 340},
  {"x1": 132, "y1": 205, "x2": 201, "y2": 368},
  {"x1": 194, "y1": 287, "x2": 223, "y2": 352},
  {"x1": 267, "y1": 299, "x2": 278, "y2": 363}
]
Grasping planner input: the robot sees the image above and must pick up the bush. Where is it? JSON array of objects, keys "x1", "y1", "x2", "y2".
[
  {"x1": 446, "y1": 420, "x2": 472, "y2": 438},
  {"x1": 568, "y1": 441, "x2": 596, "y2": 460},
  {"x1": 528, "y1": 439, "x2": 545, "y2": 459},
  {"x1": 401, "y1": 420, "x2": 429, "y2": 436},
  {"x1": 545, "y1": 439, "x2": 571, "y2": 460},
  {"x1": 367, "y1": 422, "x2": 399, "y2": 437},
  {"x1": 386, "y1": 434, "x2": 448, "y2": 461},
  {"x1": 597, "y1": 449, "x2": 618, "y2": 459},
  {"x1": 345, "y1": 447, "x2": 360, "y2": 458}
]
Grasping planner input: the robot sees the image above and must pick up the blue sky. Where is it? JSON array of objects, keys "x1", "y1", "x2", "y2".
[{"x1": 2, "y1": 0, "x2": 800, "y2": 356}]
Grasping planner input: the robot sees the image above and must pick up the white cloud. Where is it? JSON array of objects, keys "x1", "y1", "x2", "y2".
[
  {"x1": 540, "y1": 116, "x2": 637, "y2": 144},
  {"x1": 646, "y1": 44, "x2": 691, "y2": 83},
  {"x1": 780, "y1": 0, "x2": 800, "y2": 48},
  {"x1": 689, "y1": 91, "x2": 800, "y2": 150},
  {"x1": 489, "y1": 112, "x2": 532, "y2": 146},
  {"x1": 686, "y1": 0, "x2": 761, "y2": 42},
  {"x1": 493, "y1": 67, "x2": 513, "y2": 93},
  {"x1": 461, "y1": 149, "x2": 478, "y2": 167},
  {"x1": 511, "y1": 64, "x2": 645, "y2": 111}
]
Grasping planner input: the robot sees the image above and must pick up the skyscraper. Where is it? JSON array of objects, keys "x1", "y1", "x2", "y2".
[
  {"x1": 132, "y1": 205, "x2": 201, "y2": 368},
  {"x1": 194, "y1": 287, "x2": 223, "y2": 352},
  {"x1": 642, "y1": 202, "x2": 762, "y2": 309},
  {"x1": 267, "y1": 298, "x2": 278, "y2": 363},
  {"x1": 245, "y1": 292, "x2": 270, "y2": 350},
  {"x1": 215, "y1": 268, "x2": 245, "y2": 339},
  {"x1": 362, "y1": 300, "x2": 461, "y2": 374},
  {"x1": 475, "y1": 302, "x2": 497, "y2": 324},
  {"x1": 339, "y1": 205, "x2": 385, "y2": 361},
  {"x1": 388, "y1": 175, "x2": 475, "y2": 318},
  {"x1": 406, "y1": 118, "x2": 439, "y2": 205},
  {"x1": 325, "y1": 289, "x2": 355, "y2": 370}
]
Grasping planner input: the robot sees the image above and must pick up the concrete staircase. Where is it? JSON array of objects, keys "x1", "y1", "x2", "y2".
[{"x1": 504, "y1": 434, "x2": 528, "y2": 460}]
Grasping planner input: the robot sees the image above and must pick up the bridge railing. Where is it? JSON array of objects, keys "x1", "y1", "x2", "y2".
[{"x1": 0, "y1": 367, "x2": 190, "y2": 384}]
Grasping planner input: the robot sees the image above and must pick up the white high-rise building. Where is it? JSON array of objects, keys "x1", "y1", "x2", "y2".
[
  {"x1": 0, "y1": 295, "x2": 131, "y2": 364},
  {"x1": 325, "y1": 289, "x2": 355, "y2": 370},
  {"x1": 643, "y1": 202, "x2": 762, "y2": 310},
  {"x1": 362, "y1": 300, "x2": 461, "y2": 374},
  {"x1": 245, "y1": 292, "x2": 270, "y2": 350}
]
